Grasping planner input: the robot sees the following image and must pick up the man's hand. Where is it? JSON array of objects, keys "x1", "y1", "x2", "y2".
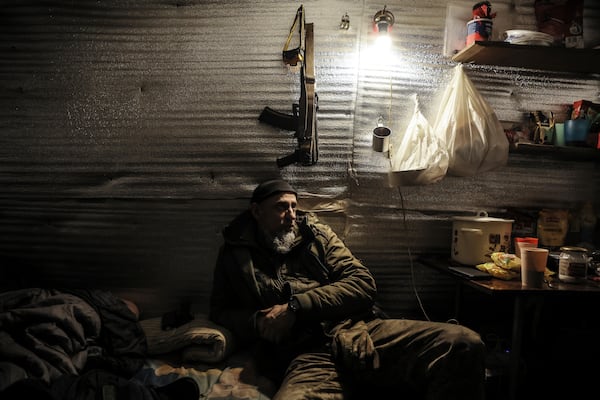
[
  {"x1": 256, "y1": 303, "x2": 296, "y2": 344},
  {"x1": 332, "y1": 321, "x2": 380, "y2": 371}
]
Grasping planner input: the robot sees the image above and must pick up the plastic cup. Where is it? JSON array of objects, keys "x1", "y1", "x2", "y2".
[
  {"x1": 514, "y1": 237, "x2": 538, "y2": 259},
  {"x1": 521, "y1": 247, "x2": 548, "y2": 288},
  {"x1": 564, "y1": 119, "x2": 591, "y2": 146}
]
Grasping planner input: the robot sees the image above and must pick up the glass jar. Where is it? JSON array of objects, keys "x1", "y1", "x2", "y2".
[{"x1": 558, "y1": 246, "x2": 589, "y2": 283}]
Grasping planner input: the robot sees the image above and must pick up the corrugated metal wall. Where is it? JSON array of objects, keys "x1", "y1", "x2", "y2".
[{"x1": 1, "y1": 0, "x2": 599, "y2": 319}]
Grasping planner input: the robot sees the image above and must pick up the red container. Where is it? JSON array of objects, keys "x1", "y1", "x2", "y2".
[{"x1": 466, "y1": 18, "x2": 493, "y2": 46}]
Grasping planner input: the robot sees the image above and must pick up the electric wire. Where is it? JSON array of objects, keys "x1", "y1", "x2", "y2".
[{"x1": 396, "y1": 187, "x2": 431, "y2": 322}]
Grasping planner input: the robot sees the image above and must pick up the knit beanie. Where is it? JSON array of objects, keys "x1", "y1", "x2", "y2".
[{"x1": 250, "y1": 179, "x2": 297, "y2": 203}]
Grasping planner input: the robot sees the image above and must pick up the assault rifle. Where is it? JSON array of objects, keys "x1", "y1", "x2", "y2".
[{"x1": 259, "y1": 5, "x2": 318, "y2": 167}]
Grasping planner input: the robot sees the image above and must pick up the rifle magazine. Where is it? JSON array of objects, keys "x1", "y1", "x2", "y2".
[
  {"x1": 259, "y1": 107, "x2": 298, "y2": 131},
  {"x1": 276, "y1": 151, "x2": 300, "y2": 168}
]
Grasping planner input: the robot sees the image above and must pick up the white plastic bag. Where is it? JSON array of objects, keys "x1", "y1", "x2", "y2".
[
  {"x1": 432, "y1": 64, "x2": 508, "y2": 177},
  {"x1": 389, "y1": 94, "x2": 448, "y2": 186}
]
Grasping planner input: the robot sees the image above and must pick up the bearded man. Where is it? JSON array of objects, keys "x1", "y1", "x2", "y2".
[{"x1": 209, "y1": 179, "x2": 486, "y2": 400}]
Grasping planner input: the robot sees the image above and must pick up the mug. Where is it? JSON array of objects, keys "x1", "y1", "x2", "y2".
[{"x1": 373, "y1": 126, "x2": 391, "y2": 152}]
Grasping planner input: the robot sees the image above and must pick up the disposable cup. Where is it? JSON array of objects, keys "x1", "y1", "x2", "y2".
[
  {"x1": 521, "y1": 247, "x2": 548, "y2": 288},
  {"x1": 514, "y1": 237, "x2": 538, "y2": 259}
]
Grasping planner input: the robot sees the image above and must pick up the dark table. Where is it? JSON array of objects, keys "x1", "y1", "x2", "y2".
[{"x1": 418, "y1": 255, "x2": 600, "y2": 400}]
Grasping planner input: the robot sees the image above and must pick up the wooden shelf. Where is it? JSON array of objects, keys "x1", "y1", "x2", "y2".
[
  {"x1": 452, "y1": 41, "x2": 600, "y2": 74},
  {"x1": 510, "y1": 143, "x2": 600, "y2": 161}
]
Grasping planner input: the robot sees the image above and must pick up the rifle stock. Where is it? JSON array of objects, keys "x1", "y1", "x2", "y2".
[{"x1": 259, "y1": 5, "x2": 318, "y2": 167}]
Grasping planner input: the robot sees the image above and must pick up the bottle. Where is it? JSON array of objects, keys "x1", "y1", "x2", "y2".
[{"x1": 558, "y1": 246, "x2": 589, "y2": 283}]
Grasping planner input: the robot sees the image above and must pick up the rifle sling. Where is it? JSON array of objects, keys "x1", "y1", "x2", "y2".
[{"x1": 283, "y1": 5, "x2": 304, "y2": 66}]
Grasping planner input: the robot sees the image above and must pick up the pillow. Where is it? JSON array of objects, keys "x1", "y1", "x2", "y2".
[{"x1": 140, "y1": 313, "x2": 234, "y2": 363}]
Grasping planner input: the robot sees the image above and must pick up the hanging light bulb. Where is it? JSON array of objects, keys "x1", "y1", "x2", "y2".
[
  {"x1": 373, "y1": 5, "x2": 394, "y2": 35},
  {"x1": 373, "y1": 5, "x2": 394, "y2": 51}
]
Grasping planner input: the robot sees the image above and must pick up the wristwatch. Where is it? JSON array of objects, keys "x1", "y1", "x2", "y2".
[{"x1": 288, "y1": 296, "x2": 301, "y2": 313}]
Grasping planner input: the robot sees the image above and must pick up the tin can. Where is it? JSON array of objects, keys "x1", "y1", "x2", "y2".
[
  {"x1": 466, "y1": 18, "x2": 493, "y2": 46},
  {"x1": 558, "y1": 246, "x2": 589, "y2": 283}
]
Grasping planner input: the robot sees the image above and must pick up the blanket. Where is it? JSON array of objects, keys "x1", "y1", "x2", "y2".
[
  {"x1": 135, "y1": 361, "x2": 274, "y2": 400},
  {"x1": 0, "y1": 288, "x2": 146, "y2": 392}
]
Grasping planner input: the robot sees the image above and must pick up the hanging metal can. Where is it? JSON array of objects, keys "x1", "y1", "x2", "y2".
[{"x1": 558, "y1": 246, "x2": 589, "y2": 283}]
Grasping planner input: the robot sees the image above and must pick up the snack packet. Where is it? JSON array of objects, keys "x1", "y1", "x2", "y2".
[
  {"x1": 476, "y1": 262, "x2": 520, "y2": 280},
  {"x1": 491, "y1": 252, "x2": 521, "y2": 271}
]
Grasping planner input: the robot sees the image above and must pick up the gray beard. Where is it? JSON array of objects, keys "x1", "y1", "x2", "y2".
[{"x1": 268, "y1": 230, "x2": 296, "y2": 254}]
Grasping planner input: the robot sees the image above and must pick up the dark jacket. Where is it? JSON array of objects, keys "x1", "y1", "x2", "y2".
[{"x1": 208, "y1": 210, "x2": 378, "y2": 349}]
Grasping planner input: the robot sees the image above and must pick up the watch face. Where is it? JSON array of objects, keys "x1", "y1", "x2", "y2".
[{"x1": 289, "y1": 297, "x2": 300, "y2": 312}]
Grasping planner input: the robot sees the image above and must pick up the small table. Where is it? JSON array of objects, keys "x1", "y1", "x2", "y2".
[{"x1": 418, "y1": 255, "x2": 600, "y2": 400}]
